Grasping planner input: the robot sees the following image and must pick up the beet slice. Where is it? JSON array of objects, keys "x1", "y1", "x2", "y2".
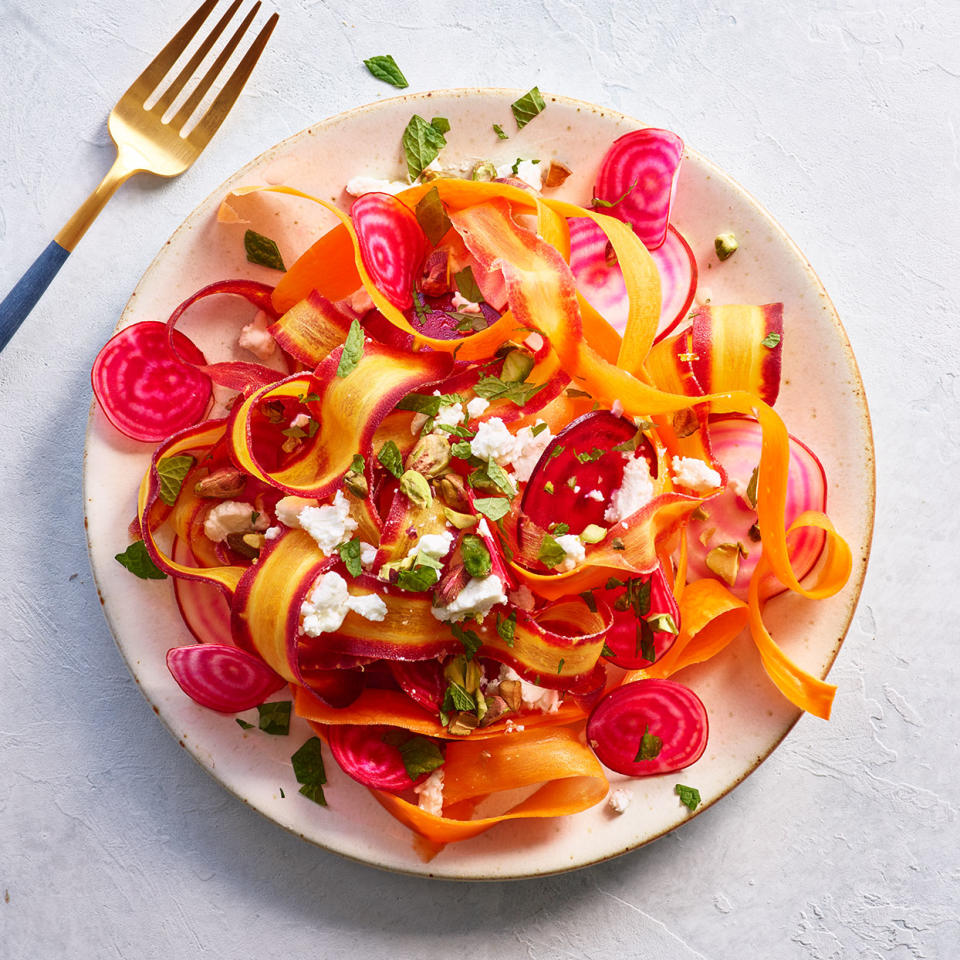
[
  {"x1": 92, "y1": 321, "x2": 211, "y2": 442},
  {"x1": 601, "y1": 563, "x2": 681, "y2": 669},
  {"x1": 388, "y1": 659, "x2": 446, "y2": 714},
  {"x1": 172, "y1": 538, "x2": 234, "y2": 647},
  {"x1": 520, "y1": 411, "x2": 653, "y2": 536},
  {"x1": 298, "y1": 666, "x2": 366, "y2": 709},
  {"x1": 594, "y1": 128, "x2": 684, "y2": 251},
  {"x1": 327, "y1": 723, "x2": 435, "y2": 792},
  {"x1": 165, "y1": 643, "x2": 286, "y2": 713},
  {"x1": 351, "y1": 193, "x2": 428, "y2": 310},
  {"x1": 649, "y1": 226, "x2": 698, "y2": 343},
  {"x1": 406, "y1": 291, "x2": 500, "y2": 341},
  {"x1": 586, "y1": 679, "x2": 708, "y2": 776}
]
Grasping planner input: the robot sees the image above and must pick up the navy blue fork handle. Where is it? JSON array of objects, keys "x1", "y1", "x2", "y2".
[{"x1": 0, "y1": 241, "x2": 71, "y2": 353}]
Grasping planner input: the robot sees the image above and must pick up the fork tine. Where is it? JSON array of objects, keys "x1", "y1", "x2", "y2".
[
  {"x1": 186, "y1": 12, "x2": 278, "y2": 148},
  {"x1": 153, "y1": 0, "x2": 244, "y2": 116},
  {"x1": 170, "y1": 2, "x2": 261, "y2": 130},
  {"x1": 126, "y1": 0, "x2": 219, "y2": 104}
]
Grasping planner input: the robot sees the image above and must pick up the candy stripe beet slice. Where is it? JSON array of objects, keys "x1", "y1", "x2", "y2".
[
  {"x1": 327, "y1": 723, "x2": 435, "y2": 792},
  {"x1": 649, "y1": 226, "x2": 698, "y2": 343},
  {"x1": 520, "y1": 411, "x2": 653, "y2": 536},
  {"x1": 165, "y1": 644, "x2": 287, "y2": 713},
  {"x1": 351, "y1": 193, "x2": 428, "y2": 310},
  {"x1": 594, "y1": 128, "x2": 684, "y2": 251},
  {"x1": 586, "y1": 679, "x2": 708, "y2": 776},
  {"x1": 172, "y1": 538, "x2": 234, "y2": 647},
  {"x1": 92, "y1": 321, "x2": 211, "y2": 442},
  {"x1": 388, "y1": 659, "x2": 446, "y2": 714}
]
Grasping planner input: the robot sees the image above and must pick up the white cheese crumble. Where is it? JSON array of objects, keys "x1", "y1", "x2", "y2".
[
  {"x1": 586, "y1": 489, "x2": 605, "y2": 502},
  {"x1": 608, "y1": 788, "x2": 631, "y2": 814},
  {"x1": 413, "y1": 768, "x2": 445, "y2": 817},
  {"x1": 264, "y1": 526, "x2": 281, "y2": 541},
  {"x1": 345, "y1": 175, "x2": 411, "y2": 197},
  {"x1": 611, "y1": 398, "x2": 624, "y2": 417},
  {"x1": 237, "y1": 311, "x2": 276, "y2": 359},
  {"x1": 509, "y1": 421, "x2": 553, "y2": 483},
  {"x1": 469, "y1": 417, "x2": 517, "y2": 465},
  {"x1": 299, "y1": 571, "x2": 388, "y2": 637},
  {"x1": 203, "y1": 501, "x2": 268, "y2": 542},
  {"x1": 671, "y1": 455, "x2": 722, "y2": 494},
  {"x1": 504, "y1": 719, "x2": 526, "y2": 734},
  {"x1": 410, "y1": 531, "x2": 454, "y2": 562},
  {"x1": 605, "y1": 455, "x2": 656, "y2": 524},
  {"x1": 297, "y1": 491, "x2": 358, "y2": 555},
  {"x1": 509, "y1": 585, "x2": 536, "y2": 611},
  {"x1": 451, "y1": 291, "x2": 482, "y2": 314},
  {"x1": 289, "y1": 412, "x2": 310, "y2": 430},
  {"x1": 432, "y1": 402, "x2": 464, "y2": 431},
  {"x1": 495, "y1": 159, "x2": 543, "y2": 190},
  {"x1": 554, "y1": 533, "x2": 586, "y2": 572},
  {"x1": 431, "y1": 575, "x2": 507, "y2": 623},
  {"x1": 359, "y1": 541, "x2": 378, "y2": 568},
  {"x1": 498, "y1": 664, "x2": 560, "y2": 713},
  {"x1": 466, "y1": 396, "x2": 490, "y2": 419}
]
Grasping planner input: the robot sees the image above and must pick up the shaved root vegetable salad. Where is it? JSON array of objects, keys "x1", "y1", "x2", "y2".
[{"x1": 93, "y1": 117, "x2": 852, "y2": 857}]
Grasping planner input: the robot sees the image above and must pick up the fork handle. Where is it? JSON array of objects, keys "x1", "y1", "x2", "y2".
[{"x1": 0, "y1": 156, "x2": 133, "y2": 353}]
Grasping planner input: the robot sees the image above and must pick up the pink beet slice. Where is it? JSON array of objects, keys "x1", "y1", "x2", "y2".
[
  {"x1": 165, "y1": 643, "x2": 286, "y2": 713},
  {"x1": 172, "y1": 539, "x2": 234, "y2": 647},
  {"x1": 594, "y1": 128, "x2": 684, "y2": 250},
  {"x1": 351, "y1": 193, "x2": 428, "y2": 310},
  {"x1": 92, "y1": 321, "x2": 211, "y2": 442},
  {"x1": 649, "y1": 226, "x2": 698, "y2": 343},
  {"x1": 388, "y1": 659, "x2": 446, "y2": 714},
  {"x1": 586, "y1": 678, "x2": 708, "y2": 776},
  {"x1": 601, "y1": 563, "x2": 681, "y2": 669},
  {"x1": 327, "y1": 724, "x2": 434, "y2": 792},
  {"x1": 686, "y1": 417, "x2": 827, "y2": 600},
  {"x1": 520, "y1": 411, "x2": 653, "y2": 536}
]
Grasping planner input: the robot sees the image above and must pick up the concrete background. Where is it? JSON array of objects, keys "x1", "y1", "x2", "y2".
[{"x1": 1, "y1": 0, "x2": 957, "y2": 957}]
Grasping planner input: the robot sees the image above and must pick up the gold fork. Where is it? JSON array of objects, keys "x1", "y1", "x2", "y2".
[{"x1": 0, "y1": 0, "x2": 278, "y2": 353}]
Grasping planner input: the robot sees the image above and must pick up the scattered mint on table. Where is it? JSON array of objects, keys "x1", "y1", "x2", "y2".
[
  {"x1": 493, "y1": 123, "x2": 508, "y2": 140},
  {"x1": 336, "y1": 320, "x2": 364, "y2": 377},
  {"x1": 511, "y1": 87, "x2": 546, "y2": 129},
  {"x1": 291, "y1": 737, "x2": 327, "y2": 806},
  {"x1": 114, "y1": 541, "x2": 166, "y2": 580},
  {"x1": 257, "y1": 701, "x2": 291, "y2": 736},
  {"x1": 402, "y1": 114, "x2": 447, "y2": 181},
  {"x1": 244, "y1": 229, "x2": 285, "y2": 271},
  {"x1": 430, "y1": 116, "x2": 451, "y2": 135},
  {"x1": 363, "y1": 54, "x2": 408, "y2": 88}
]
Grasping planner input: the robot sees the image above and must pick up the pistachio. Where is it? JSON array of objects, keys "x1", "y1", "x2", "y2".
[
  {"x1": 705, "y1": 542, "x2": 741, "y2": 586},
  {"x1": 435, "y1": 562, "x2": 469, "y2": 607},
  {"x1": 475, "y1": 688, "x2": 488, "y2": 722},
  {"x1": 399, "y1": 469, "x2": 433, "y2": 508},
  {"x1": 419, "y1": 167, "x2": 442, "y2": 183},
  {"x1": 405, "y1": 434, "x2": 451, "y2": 478},
  {"x1": 442, "y1": 506, "x2": 478, "y2": 530},
  {"x1": 436, "y1": 474, "x2": 471, "y2": 512},
  {"x1": 748, "y1": 523, "x2": 762, "y2": 542},
  {"x1": 542, "y1": 159, "x2": 572, "y2": 188},
  {"x1": 478, "y1": 695, "x2": 509, "y2": 727},
  {"x1": 497, "y1": 679, "x2": 522, "y2": 713},
  {"x1": 447, "y1": 711, "x2": 479, "y2": 736},
  {"x1": 714, "y1": 232, "x2": 739, "y2": 261},
  {"x1": 343, "y1": 470, "x2": 369, "y2": 499},
  {"x1": 464, "y1": 659, "x2": 482, "y2": 695},
  {"x1": 698, "y1": 526, "x2": 716, "y2": 547},
  {"x1": 501, "y1": 348, "x2": 534, "y2": 383},
  {"x1": 444, "y1": 655, "x2": 466, "y2": 688},
  {"x1": 225, "y1": 531, "x2": 263, "y2": 560},
  {"x1": 194, "y1": 467, "x2": 247, "y2": 499},
  {"x1": 672, "y1": 408, "x2": 700, "y2": 438},
  {"x1": 472, "y1": 160, "x2": 498, "y2": 182},
  {"x1": 691, "y1": 505, "x2": 710, "y2": 522},
  {"x1": 579, "y1": 523, "x2": 607, "y2": 544}
]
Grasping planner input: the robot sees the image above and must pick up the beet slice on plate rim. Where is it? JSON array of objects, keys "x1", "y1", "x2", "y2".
[
  {"x1": 327, "y1": 723, "x2": 437, "y2": 792},
  {"x1": 586, "y1": 678, "x2": 708, "y2": 776}
]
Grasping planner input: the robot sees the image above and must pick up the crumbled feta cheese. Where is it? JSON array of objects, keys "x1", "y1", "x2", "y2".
[
  {"x1": 498, "y1": 665, "x2": 560, "y2": 713},
  {"x1": 608, "y1": 788, "x2": 631, "y2": 814},
  {"x1": 203, "y1": 501, "x2": 267, "y2": 542},
  {"x1": 359, "y1": 541, "x2": 378, "y2": 568},
  {"x1": 345, "y1": 175, "x2": 411, "y2": 197},
  {"x1": 431, "y1": 575, "x2": 507, "y2": 622},
  {"x1": 289, "y1": 412, "x2": 310, "y2": 430},
  {"x1": 509, "y1": 585, "x2": 536, "y2": 611},
  {"x1": 411, "y1": 531, "x2": 454, "y2": 562},
  {"x1": 275, "y1": 496, "x2": 316, "y2": 528},
  {"x1": 504, "y1": 719, "x2": 526, "y2": 734},
  {"x1": 671, "y1": 455, "x2": 722, "y2": 494},
  {"x1": 554, "y1": 534, "x2": 586, "y2": 572},
  {"x1": 586, "y1": 489, "x2": 605, "y2": 502},
  {"x1": 297, "y1": 491, "x2": 358, "y2": 554},
  {"x1": 264, "y1": 526, "x2": 281, "y2": 541},
  {"x1": 432, "y1": 402, "x2": 464, "y2": 431},
  {"x1": 495, "y1": 159, "x2": 543, "y2": 191},
  {"x1": 466, "y1": 396, "x2": 490, "y2": 419},
  {"x1": 413, "y1": 769, "x2": 444, "y2": 817},
  {"x1": 451, "y1": 291, "x2": 482, "y2": 314},
  {"x1": 611, "y1": 398, "x2": 624, "y2": 417},
  {"x1": 237, "y1": 311, "x2": 276, "y2": 359},
  {"x1": 605, "y1": 455, "x2": 655, "y2": 524},
  {"x1": 509, "y1": 421, "x2": 553, "y2": 483},
  {"x1": 469, "y1": 417, "x2": 518, "y2": 464},
  {"x1": 299, "y1": 571, "x2": 388, "y2": 637},
  {"x1": 476, "y1": 517, "x2": 493, "y2": 540}
]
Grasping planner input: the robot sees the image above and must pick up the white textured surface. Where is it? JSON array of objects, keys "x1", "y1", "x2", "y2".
[{"x1": 1, "y1": 0, "x2": 958, "y2": 956}]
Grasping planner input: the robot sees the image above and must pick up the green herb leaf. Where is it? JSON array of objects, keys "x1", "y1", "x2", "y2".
[
  {"x1": 235, "y1": 718, "x2": 255, "y2": 730},
  {"x1": 442, "y1": 681, "x2": 476, "y2": 713},
  {"x1": 634, "y1": 724, "x2": 663, "y2": 761},
  {"x1": 281, "y1": 426, "x2": 307, "y2": 439},
  {"x1": 257, "y1": 701, "x2": 291, "y2": 736},
  {"x1": 363, "y1": 54, "x2": 408, "y2": 88},
  {"x1": 550, "y1": 522, "x2": 570, "y2": 535},
  {"x1": 557, "y1": 658, "x2": 565, "y2": 674},
  {"x1": 415, "y1": 186, "x2": 452, "y2": 245},
  {"x1": 454, "y1": 265, "x2": 484, "y2": 303},
  {"x1": 377, "y1": 440, "x2": 404, "y2": 478},
  {"x1": 402, "y1": 114, "x2": 447, "y2": 181},
  {"x1": 646, "y1": 612, "x2": 679, "y2": 635},
  {"x1": 606, "y1": 577, "x2": 626, "y2": 589},
  {"x1": 397, "y1": 736, "x2": 445, "y2": 780},
  {"x1": 336, "y1": 319, "x2": 365, "y2": 377},
  {"x1": 396, "y1": 392, "x2": 464, "y2": 416},
  {"x1": 510, "y1": 157, "x2": 523, "y2": 176},
  {"x1": 473, "y1": 497, "x2": 510, "y2": 522},
  {"x1": 579, "y1": 591, "x2": 598, "y2": 613},
  {"x1": 548, "y1": 445, "x2": 565, "y2": 460},
  {"x1": 461, "y1": 534, "x2": 492, "y2": 578},
  {"x1": 511, "y1": 87, "x2": 546, "y2": 128},
  {"x1": 299, "y1": 392, "x2": 322, "y2": 404},
  {"x1": 336, "y1": 539, "x2": 363, "y2": 577},
  {"x1": 538, "y1": 534, "x2": 566, "y2": 570},
  {"x1": 761, "y1": 332, "x2": 782, "y2": 349},
  {"x1": 483, "y1": 458, "x2": 517, "y2": 497},
  {"x1": 431, "y1": 116, "x2": 451, "y2": 135},
  {"x1": 496, "y1": 610, "x2": 517, "y2": 647},
  {"x1": 279, "y1": 787, "x2": 285, "y2": 798},
  {"x1": 450, "y1": 440, "x2": 475, "y2": 460},
  {"x1": 601, "y1": 642, "x2": 616, "y2": 657},
  {"x1": 298, "y1": 783, "x2": 327, "y2": 805},
  {"x1": 244, "y1": 229, "x2": 286, "y2": 271},
  {"x1": 493, "y1": 123, "x2": 509, "y2": 140},
  {"x1": 157, "y1": 455, "x2": 195, "y2": 507},
  {"x1": 451, "y1": 623, "x2": 483, "y2": 660},
  {"x1": 115, "y1": 541, "x2": 166, "y2": 580},
  {"x1": 472, "y1": 375, "x2": 545, "y2": 406},
  {"x1": 637, "y1": 620, "x2": 656, "y2": 662},
  {"x1": 592, "y1": 178, "x2": 638, "y2": 210},
  {"x1": 611, "y1": 537, "x2": 626, "y2": 551},
  {"x1": 543, "y1": 481, "x2": 554, "y2": 494},
  {"x1": 575, "y1": 447, "x2": 606, "y2": 463},
  {"x1": 396, "y1": 565, "x2": 440, "y2": 592},
  {"x1": 350, "y1": 453, "x2": 365, "y2": 474},
  {"x1": 292, "y1": 736, "x2": 327, "y2": 785},
  {"x1": 675, "y1": 783, "x2": 702, "y2": 812},
  {"x1": 531, "y1": 421, "x2": 549, "y2": 437}
]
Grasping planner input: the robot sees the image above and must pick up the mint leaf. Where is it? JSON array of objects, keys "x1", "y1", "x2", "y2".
[
  {"x1": 397, "y1": 565, "x2": 440, "y2": 592},
  {"x1": 496, "y1": 610, "x2": 517, "y2": 647},
  {"x1": 646, "y1": 612, "x2": 678, "y2": 635},
  {"x1": 299, "y1": 783, "x2": 327, "y2": 805},
  {"x1": 454, "y1": 265, "x2": 484, "y2": 303},
  {"x1": 415, "y1": 186, "x2": 452, "y2": 245},
  {"x1": 511, "y1": 87, "x2": 546, "y2": 128},
  {"x1": 461, "y1": 534, "x2": 492, "y2": 578},
  {"x1": 156, "y1": 455, "x2": 195, "y2": 506},
  {"x1": 442, "y1": 681, "x2": 476, "y2": 713},
  {"x1": 634, "y1": 724, "x2": 662, "y2": 761},
  {"x1": 115, "y1": 541, "x2": 166, "y2": 580},
  {"x1": 637, "y1": 620, "x2": 656, "y2": 662},
  {"x1": 493, "y1": 123, "x2": 508, "y2": 140},
  {"x1": 606, "y1": 577, "x2": 626, "y2": 589},
  {"x1": 761, "y1": 332, "x2": 782, "y2": 349},
  {"x1": 397, "y1": 736, "x2": 445, "y2": 780},
  {"x1": 363, "y1": 54, "x2": 408, "y2": 88},
  {"x1": 531, "y1": 422, "x2": 548, "y2": 437},
  {"x1": 244, "y1": 229, "x2": 285, "y2": 271},
  {"x1": 292, "y1": 736, "x2": 327, "y2": 805},
  {"x1": 235, "y1": 718, "x2": 255, "y2": 730},
  {"x1": 350, "y1": 453, "x2": 365, "y2": 474},
  {"x1": 336, "y1": 319, "x2": 364, "y2": 377},
  {"x1": 472, "y1": 375, "x2": 545, "y2": 406},
  {"x1": 257, "y1": 701, "x2": 291, "y2": 736},
  {"x1": 675, "y1": 783, "x2": 701, "y2": 812},
  {"x1": 579, "y1": 590, "x2": 598, "y2": 613},
  {"x1": 396, "y1": 392, "x2": 464, "y2": 416},
  {"x1": 473, "y1": 497, "x2": 510, "y2": 522},
  {"x1": 430, "y1": 116, "x2": 451, "y2": 135},
  {"x1": 377, "y1": 440, "x2": 403, "y2": 478},
  {"x1": 402, "y1": 114, "x2": 447, "y2": 181},
  {"x1": 483, "y1": 458, "x2": 517, "y2": 497},
  {"x1": 451, "y1": 623, "x2": 482, "y2": 660},
  {"x1": 575, "y1": 447, "x2": 606, "y2": 463},
  {"x1": 451, "y1": 441, "x2": 475, "y2": 460},
  {"x1": 537, "y1": 534, "x2": 566, "y2": 569},
  {"x1": 336, "y1": 539, "x2": 363, "y2": 577},
  {"x1": 745, "y1": 465, "x2": 759, "y2": 509},
  {"x1": 550, "y1": 522, "x2": 569, "y2": 535},
  {"x1": 592, "y1": 179, "x2": 638, "y2": 210}
]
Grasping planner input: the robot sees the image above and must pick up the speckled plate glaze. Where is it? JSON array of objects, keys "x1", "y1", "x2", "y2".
[{"x1": 84, "y1": 89, "x2": 875, "y2": 880}]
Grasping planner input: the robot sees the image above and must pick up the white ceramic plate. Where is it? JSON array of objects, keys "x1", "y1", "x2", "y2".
[{"x1": 84, "y1": 89, "x2": 875, "y2": 880}]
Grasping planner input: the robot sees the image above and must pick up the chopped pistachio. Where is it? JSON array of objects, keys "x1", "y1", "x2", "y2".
[
  {"x1": 343, "y1": 471, "x2": 369, "y2": 499},
  {"x1": 745, "y1": 466, "x2": 759, "y2": 510},
  {"x1": 542, "y1": 160, "x2": 572, "y2": 188},
  {"x1": 646, "y1": 612, "x2": 679, "y2": 635},
  {"x1": 579, "y1": 523, "x2": 607, "y2": 544},
  {"x1": 748, "y1": 523, "x2": 762, "y2": 542},
  {"x1": 447, "y1": 711, "x2": 479, "y2": 736},
  {"x1": 464, "y1": 658, "x2": 482, "y2": 695},
  {"x1": 442, "y1": 506, "x2": 478, "y2": 529},
  {"x1": 226, "y1": 532, "x2": 262, "y2": 559},
  {"x1": 705, "y1": 542, "x2": 741, "y2": 586},
  {"x1": 500, "y1": 349, "x2": 534, "y2": 383},
  {"x1": 611, "y1": 537, "x2": 626, "y2": 551},
  {"x1": 672, "y1": 408, "x2": 700, "y2": 438},
  {"x1": 478, "y1": 695, "x2": 509, "y2": 727},
  {"x1": 544, "y1": 480, "x2": 555, "y2": 495},
  {"x1": 399, "y1": 469, "x2": 433, "y2": 508},
  {"x1": 405, "y1": 433, "x2": 451, "y2": 478},
  {"x1": 444, "y1": 656, "x2": 466, "y2": 688},
  {"x1": 497, "y1": 679, "x2": 522, "y2": 712},
  {"x1": 691, "y1": 505, "x2": 710, "y2": 522},
  {"x1": 194, "y1": 467, "x2": 247, "y2": 499},
  {"x1": 715, "y1": 232, "x2": 739, "y2": 261},
  {"x1": 698, "y1": 526, "x2": 716, "y2": 547},
  {"x1": 472, "y1": 160, "x2": 498, "y2": 182},
  {"x1": 436, "y1": 474, "x2": 470, "y2": 512}
]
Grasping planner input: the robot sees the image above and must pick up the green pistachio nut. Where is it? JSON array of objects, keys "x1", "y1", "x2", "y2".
[{"x1": 399, "y1": 469, "x2": 433, "y2": 508}]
